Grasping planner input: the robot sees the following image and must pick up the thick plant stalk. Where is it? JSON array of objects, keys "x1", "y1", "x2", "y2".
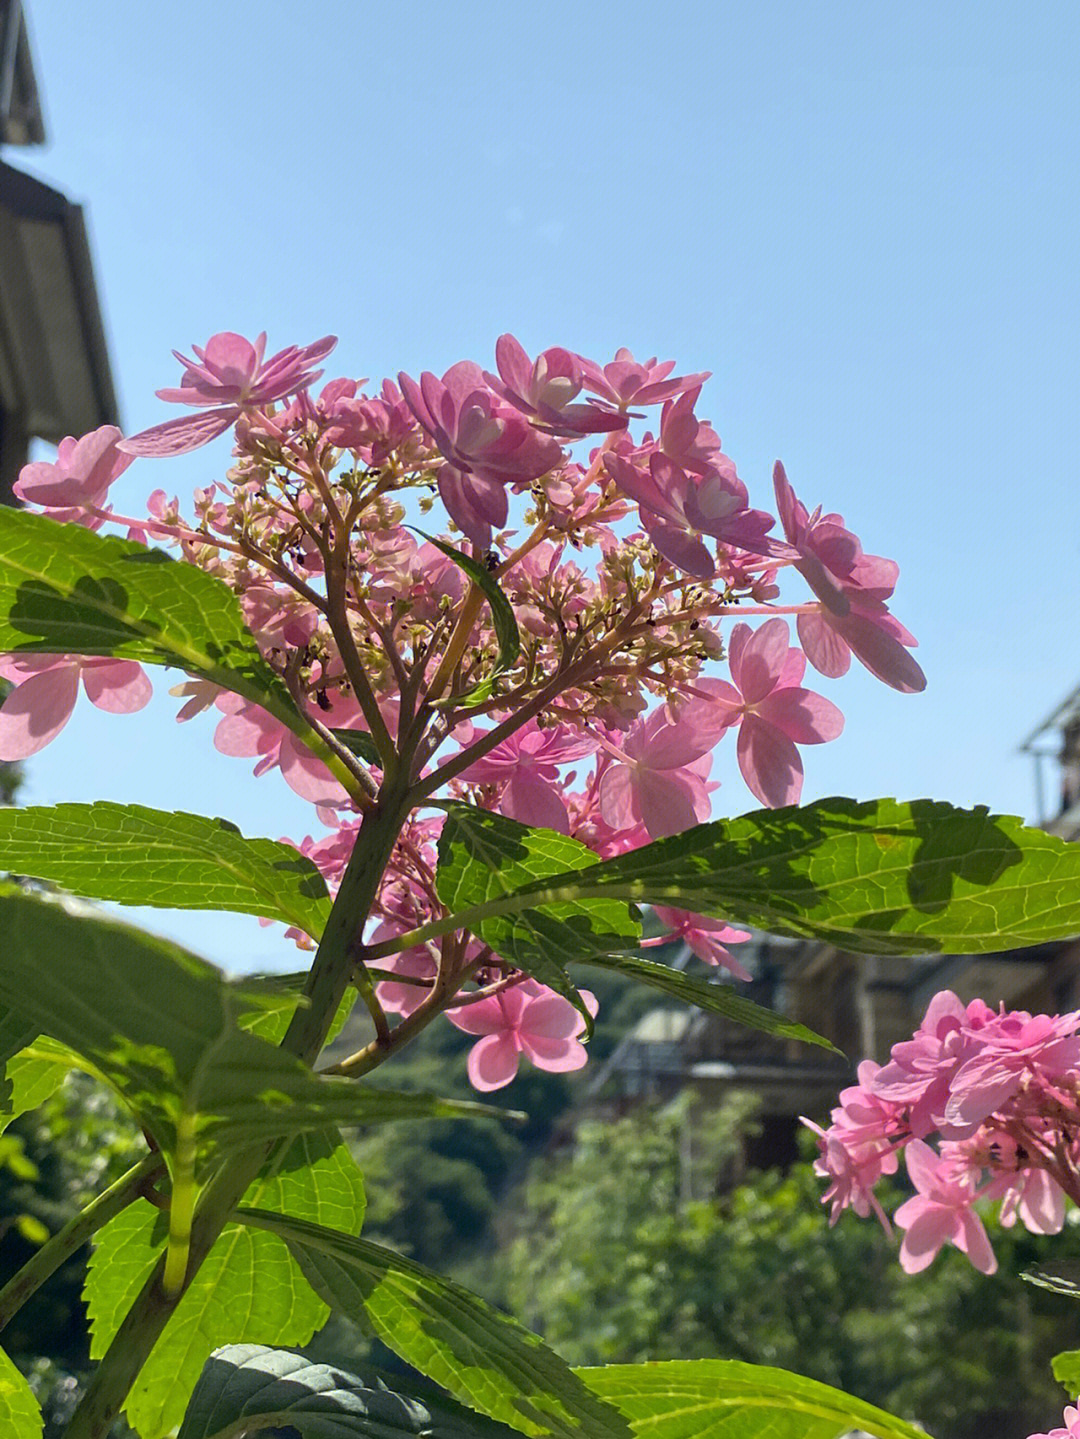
[
  {"x1": 0, "y1": 1152, "x2": 163, "y2": 1334},
  {"x1": 61, "y1": 779, "x2": 413, "y2": 1439}
]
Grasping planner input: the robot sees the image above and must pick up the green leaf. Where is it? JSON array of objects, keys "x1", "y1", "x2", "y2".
[
  {"x1": 435, "y1": 805, "x2": 641, "y2": 993},
  {"x1": 437, "y1": 798, "x2": 1080, "y2": 957},
  {"x1": 235, "y1": 975, "x2": 356, "y2": 1047},
  {"x1": 0, "y1": 1035, "x2": 84, "y2": 1135},
  {"x1": 417, "y1": 533, "x2": 520, "y2": 707},
  {"x1": 0, "y1": 506, "x2": 297, "y2": 715},
  {"x1": 178, "y1": 1344, "x2": 517, "y2": 1439},
  {"x1": 331, "y1": 729, "x2": 382, "y2": 768},
  {"x1": 0, "y1": 802, "x2": 332, "y2": 938},
  {"x1": 1053, "y1": 1349, "x2": 1080, "y2": 1397},
  {"x1": 577, "y1": 1359, "x2": 931, "y2": 1439},
  {"x1": 88, "y1": 1133, "x2": 366, "y2": 1439},
  {"x1": 581, "y1": 954, "x2": 840, "y2": 1052},
  {"x1": 1022, "y1": 1262, "x2": 1080, "y2": 1298},
  {"x1": 0, "y1": 887, "x2": 511, "y2": 1170},
  {"x1": 237, "y1": 1208, "x2": 632, "y2": 1439},
  {"x1": 0, "y1": 1345, "x2": 42, "y2": 1439},
  {"x1": 0, "y1": 1007, "x2": 37, "y2": 1112}
]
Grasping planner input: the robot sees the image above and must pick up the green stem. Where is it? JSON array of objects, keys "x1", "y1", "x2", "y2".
[
  {"x1": 63, "y1": 778, "x2": 415, "y2": 1435},
  {"x1": 280, "y1": 778, "x2": 413, "y2": 1066},
  {"x1": 61, "y1": 1143, "x2": 270, "y2": 1439},
  {"x1": 0, "y1": 1152, "x2": 163, "y2": 1334}
]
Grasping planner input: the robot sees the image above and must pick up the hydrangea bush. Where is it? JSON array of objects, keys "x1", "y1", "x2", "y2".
[{"x1": 0, "y1": 329, "x2": 1078, "y2": 1438}]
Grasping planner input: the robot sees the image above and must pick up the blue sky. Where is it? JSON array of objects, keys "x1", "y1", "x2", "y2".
[{"x1": 10, "y1": 1, "x2": 1080, "y2": 970}]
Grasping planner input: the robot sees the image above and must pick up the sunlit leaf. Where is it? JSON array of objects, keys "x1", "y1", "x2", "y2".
[
  {"x1": 438, "y1": 799, "x2": 1080, "y2": 957},
  {"x1": 0, "y1": 803, "x2": 331, "y2": 938},
  {"x1": 577, "y1": 1359, "x2": 931, "y2": 1439},
  {"x1": 237, "y1": 1208, "x2": 632, "y2": 1439}
]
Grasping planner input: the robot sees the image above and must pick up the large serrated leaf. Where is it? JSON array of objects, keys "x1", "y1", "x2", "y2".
[
  {"x1": 0, "y1": 887, "x2": 510, "y2": 1170},
  {"x1": 237, "y1": 1209, "x2": 632, "y2": 1439},
  {"x1": 0, "y1": 1345, "x2": 42, "y2": 1439},
  {"x1": 0, "y1": 507, "x2": 296, "y2": 718},
  {"x1": 0, "y1": 803, "x2": 331, "y2": 938},
  {"x1": 88, "y1": 1134, "x2": 366, "y2": 1439},
  {"x1": 581, "y1": 954, "x2": 840, "y2": 1052},
  {"x1": 178, "y1": 1344, "x2": 517, "y2": 1439},
  {"x1": 577, "y1": 1359, "x2": 931, "y2": 1439},
  {"x1": 435, "y1": 804, "x2": 641, "y2": 988},
  {"x1": 436, "y1": 799, "x2": 1080, "y2": 957}
]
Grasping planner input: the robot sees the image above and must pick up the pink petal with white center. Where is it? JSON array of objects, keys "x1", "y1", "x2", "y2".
[
  {"x1": 0, "y1": 664, "x2": 81, "y2": 758},
  {"x1": 81, "y1": 660, "x2": 152, "y2": 714},
  {"x1": 467, "y1": 1032, "x2": 521, "y2": 1091},
  {"x1": 640, "y1": 513, "x2": 716, "y2": 580},
  {"x1": 737, "y1": 719, "x2": 803, "y2": 809},
  {"x1": 755, "y1": 688, "x2": 844, "y2": 745},
  {"x1": 519, "y1": 994, "x2": 588, "y2": 1041},
  {"x1": 797, "y1": 611, "x2": 852, "y2": 679},
  {"x1": 118, "y1": 408, "x2": 237, "y2": 458}
]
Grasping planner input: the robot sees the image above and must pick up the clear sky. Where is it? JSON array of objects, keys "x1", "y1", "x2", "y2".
[{"x1": 8, "y1": 1, "x2": 1080, "y2": 970}]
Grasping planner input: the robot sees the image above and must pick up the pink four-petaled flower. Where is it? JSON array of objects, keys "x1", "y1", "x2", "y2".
[
  {"x1": 695, "y1": 619, "x2": 844, "y2": 808},
  {"x1": 0, "y1": 654, "x2": 151, "y2": 759},
  {"x1": 447, "y1": 979, "x2": 598, "y2": 1091},
  {"x1": 14, "y1": 425, "x2": 132, "y2": 514},
  {"x1": 893, "y1": 1138, "x2": 997, "y2": 1275}
]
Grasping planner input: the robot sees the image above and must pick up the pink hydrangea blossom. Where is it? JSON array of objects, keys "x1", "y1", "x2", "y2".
[
  {"x1": 398, "y1": 362, "x2": 563, "y2": 544},
  {"x1": 893, "y1": 1138, "x2": 997, "y2": 1274},
  {"x1": 119, "y1": 331, "x2": 337, "y2": 457},
  {"x1": 456, "y1": 719, "x2": 597, "y2": 833},
  {"x1": 577, "y1": 348, "x2": 708, "y2": 409},
  {"x1": 1027, "y1": 1405, "x2": 1080, "y2": 1439},
  {"x1": 694, "y1": 619, "x2": 844, "y2": 808},
  {"x1": 0, "y1": 654, "x2": 151, "y2": 759},
  {"x1": 772, "y1": 462, "x2": 926, "y2": 694},
  {"x1": 486, "y1": 335, "x2": 628, "y2": 437},
  {"x1": 447, "y1": 979, "x2": 598, "y2": 1091},
  {"x1": 596, "y1": 703, "x2": 726, "y2": 839},
  {"x1": 943, "y1": 1006, "x2": 1080, "y2": 1135},
  {"x1": 14, "y1": 426, "x2": 133, "y2": 514},
  {"x1": 603, "y1": 449, "x2": 773, "y2": 581},
  {"x1": 648, "y1": 906, "x2": 753, "y2": 980}
]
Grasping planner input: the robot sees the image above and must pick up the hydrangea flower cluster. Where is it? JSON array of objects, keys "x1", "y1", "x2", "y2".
[
  {"x1": 805, "y1": 989, "x2": 1080, "y2": 1275},
  {"x1": 1, "y1": 329, "x2": 924, "y2": 1090}
]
